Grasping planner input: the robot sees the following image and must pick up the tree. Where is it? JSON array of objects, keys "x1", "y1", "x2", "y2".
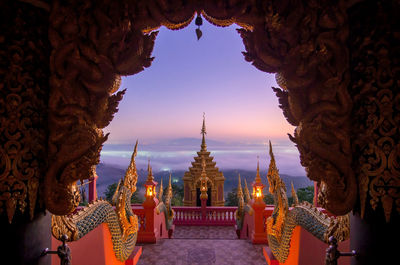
[
  {"x1": 162, "y1": 183, "x2": 184, "y2": 206},
  {"x1": 297, "y1": 185, "x2": 314, "y2": 204},
  {"x1": 104, "y1": 182, "x2": 143, "y2": 204},
  {"x1": 225, "y1": 188, "x2": 238, "y2": 206},
  {"x1": 264, "y1": 194, "x2": 274, "y2": 205},
  {"x1": 104, "y1": 183, "x2": 118, "y2": 202}
]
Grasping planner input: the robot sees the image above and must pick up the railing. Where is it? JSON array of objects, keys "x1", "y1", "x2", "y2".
[{"x1": 172, "y1": 206, "x2": 237, "y2": 226}]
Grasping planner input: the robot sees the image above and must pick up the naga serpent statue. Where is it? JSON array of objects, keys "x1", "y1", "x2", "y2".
[
  {"x1": 266, "y1": 141, "x2": 350, "y2": 263},
  {"x1": 235, "y1": 174, "x2": 253, "y2": 232},
  {"x1": 51, "y1": 141, "x2": 140, "y2": 262},
  {"x1": 156, "y1": 173, "x2": 175, "y2": 231}
]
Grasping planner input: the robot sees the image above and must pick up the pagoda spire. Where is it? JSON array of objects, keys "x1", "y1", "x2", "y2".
[
  {"x1": 255, "y1": 156, "x2": 262, "y2": 184},
  {"x1": 201, "y1": 112, "x2": 207, "y2": 151},
  {"x1": 167, "y1": 172, "x2": 173, "y2": 198},
  {"x1": 244, "y1": 178, "x2": 251, "y2": 202},
  {"x1": 147, "y1": 159, "x2": 154, "y2": 181}
]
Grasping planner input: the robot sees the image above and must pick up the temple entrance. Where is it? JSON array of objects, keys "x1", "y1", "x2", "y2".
[{"x1": 196, "y1": 188, "x2": 211, "y2": 206}]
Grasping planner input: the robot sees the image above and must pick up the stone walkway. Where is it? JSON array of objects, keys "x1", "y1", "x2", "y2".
[{"x1": 137, "y1": 226, "x2": 267, "y2": 265}]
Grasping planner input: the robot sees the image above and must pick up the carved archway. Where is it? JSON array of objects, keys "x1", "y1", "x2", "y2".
[{"x1": 46, "y1": 0, "x2": 356, "y2": 217}]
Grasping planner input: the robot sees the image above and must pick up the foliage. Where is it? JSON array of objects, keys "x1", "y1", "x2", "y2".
[
  {"x1": 163, "y1": 183, "x2": 184, "y2": 206},
  {"x1": 264, "y1": 194, "x2": 274, "y2": 205},
  {"x1": 104, "y1": 183, "x2": 118, "y2": 202},
  {"x1": 104, "y1": 182, "x2": 143, "y2": 204},
  {"x1": 225, "y1": 188, "x2": 238, "y2": 206},
  {"x1": 79, "y1": 186, "x2": 88, "y2": 206},
  {"x1": 264, "y1": 185, "x2": 314, "y2": 206},
  {"x1": 297, "y1": 186, "x2": 314, "y2": 204}
]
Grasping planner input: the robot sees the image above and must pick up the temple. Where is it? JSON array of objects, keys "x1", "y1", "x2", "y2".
[{"x1": 183, "y1": 114, "x2": 225, "y2": 206}]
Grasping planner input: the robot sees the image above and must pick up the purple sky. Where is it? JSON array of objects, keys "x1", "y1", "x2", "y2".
[{"x1": 101, "y1": 20, "x2": 305, "y2": 176}]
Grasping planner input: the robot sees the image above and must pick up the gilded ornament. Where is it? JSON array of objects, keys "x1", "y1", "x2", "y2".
[
  {"x1": 51, "y1": 143, "x2": 139, "y2": 261},
  {"x1": 266, "y1": 142, "x2": 350, "y2": 263}
]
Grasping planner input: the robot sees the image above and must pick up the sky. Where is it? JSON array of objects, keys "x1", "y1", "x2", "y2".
[{"x1": 101, "y1": 20, "x2": 305, "y2": 176}]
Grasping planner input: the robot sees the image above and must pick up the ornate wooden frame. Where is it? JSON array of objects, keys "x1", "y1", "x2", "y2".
[{"x1": 44, "y1": 0, "x2": 358, "y2": 217}]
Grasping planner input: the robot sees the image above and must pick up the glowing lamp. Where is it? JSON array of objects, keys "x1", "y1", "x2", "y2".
[
  {"x1": 253, "y1": 185, "x2": 263, "y2": 198},
  {"x1": 144, "y1": 179, "x2": 157, "y2": 199},
  {"x1": 252, "y1": 180, "x2": 265, "y2": 202}
]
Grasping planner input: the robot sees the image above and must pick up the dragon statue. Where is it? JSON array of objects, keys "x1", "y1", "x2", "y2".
[
  {"x1": 51, "y1": 141, "x2": 140, "y2": 262},
  {"x1": 156, "y1": 173, "x2": 175, "y2": 231},
  {"x1": 235, "y1": 174, "x2": 253, "y2": 232},
  {"x1": 266, "y1": 141, "x2": 350, "y2": 263}
]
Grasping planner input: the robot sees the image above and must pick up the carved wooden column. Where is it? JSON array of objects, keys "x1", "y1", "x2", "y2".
[
  {"x1": 348, "y1": 1, "x2": 400, "y2": 264},
  {"x1": 0, "y1": 1, "x2": 51, "y2": 264}
]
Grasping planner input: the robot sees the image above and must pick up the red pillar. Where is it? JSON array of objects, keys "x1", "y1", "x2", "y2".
[
  {"x1": 88, "y1": 172, "x2": 98, "y2": 203},
  {"x1": 141, "y1": 196, "x2": 159, "y2": 243},
  {"x1": 251, "y1": 199, "x2": 268, "y2": 244}
]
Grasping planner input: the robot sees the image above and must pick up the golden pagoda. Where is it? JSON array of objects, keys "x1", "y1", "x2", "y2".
[{"x1": 183, "y1": 114, "x2": 225, "y2": 206}]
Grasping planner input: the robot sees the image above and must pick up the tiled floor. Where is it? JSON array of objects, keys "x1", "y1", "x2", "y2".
[
  {"x1": 172, "y1": 226, "x2": 238, "y2": 239},
  {"x1": 137, "y1": 226, "x2": 267, "y2": 265}
]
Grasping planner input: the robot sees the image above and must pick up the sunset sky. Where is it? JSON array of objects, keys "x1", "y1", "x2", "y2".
[{"x1": 101, "y1": 20, "x2": 305, "y2": 176}]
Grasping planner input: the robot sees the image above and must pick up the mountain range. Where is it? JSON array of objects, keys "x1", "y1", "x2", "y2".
[{"x1": 95, "y1": 163, "x2": 312, "y2": 198}]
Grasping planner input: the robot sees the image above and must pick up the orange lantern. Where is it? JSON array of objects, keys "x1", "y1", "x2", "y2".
[
  {"x1": 252, "y1": 158, "x2": 265, "y2": 201},
  {"x1": 144, "y1": 160, "x2": 157, "y2": 199}
]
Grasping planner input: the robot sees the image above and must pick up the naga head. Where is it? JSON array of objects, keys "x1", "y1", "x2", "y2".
[
  {"x1": 267, "y1": 141, "x2": 285, "y2": 194},
  {"x1": 123, "y1": 140, "x2": 139, "y2": 193}
]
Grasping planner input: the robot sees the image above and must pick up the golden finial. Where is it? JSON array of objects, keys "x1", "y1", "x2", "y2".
[
  {"x1": 123, "y1": 140, "x2": 138, "y2": 193},
  {"x1": 255, "y1": 156, "x2": 262, "y2": 183},
  {"x1": 147, "y1": 159, "x2": 154, "y2": 181},
  {"x1": 167, "y1": 172, "x2": 173, "y2": 199},
  {"x1": 158, "y1": 178, "x2": 164, "y2": 202},
  {"x1": 267, "y1": 141, "x2": 279, "y2": 177},
  {"x1": 237, "y1": 174, "x2": 243, "y2": 198},
  {"x1": 291, "y1": 182, "x2": 298, "y2": 206},
  {"x1": 244, "y1": 178, "x2": 251, "y2": 202},
  {"x1": 201, "y1": 112, "x2": 207, "y2": 151},
  {"x1": 267, "y1": 140, "x2": 282, "y2": 193},
  {"x1": 269, "y1": 140, "x2": 275, "y2": 162}
]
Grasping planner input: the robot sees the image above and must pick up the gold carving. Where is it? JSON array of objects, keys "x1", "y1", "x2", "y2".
[
  {"x1": 349, "y1": 2, "x2": 400, "y2": 222},
  {"x1": 46, "y1": 0, "x2": 157, "y2": 215},
  {"x1": 266, "y1": 141, "x2": 287, "y2": 241},
  {"x1": 0, "y1": 2, "x2": 48, "y2": 223},
  {"x1": 238, "y1": 1, "x2": 356, "y2": 215}
]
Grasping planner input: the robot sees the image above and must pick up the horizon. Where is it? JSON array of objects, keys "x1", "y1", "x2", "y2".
[{"x1": 100, "y1": 137, "x2": 306, "y2": 176}]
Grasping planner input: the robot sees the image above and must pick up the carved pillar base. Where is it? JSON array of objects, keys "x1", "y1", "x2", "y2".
[
  {"x1": 350, "y1": 212, "x2": 400, "y2": 265},
  {"x1": 0, "y1": 212, "x2": 51, "y2": 265}
]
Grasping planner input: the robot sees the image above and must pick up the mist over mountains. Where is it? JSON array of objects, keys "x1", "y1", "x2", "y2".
[
  {"x1": 95, "y1": 163, "x2": 312, "y2": 198},
  {"x1": 100, "y1": 138, "x2": 306, "y2": 175}
]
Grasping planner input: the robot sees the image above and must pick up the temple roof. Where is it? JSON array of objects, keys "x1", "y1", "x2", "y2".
[{"x1": 183, "y1": 114, "x2": 224, "y2": 182}]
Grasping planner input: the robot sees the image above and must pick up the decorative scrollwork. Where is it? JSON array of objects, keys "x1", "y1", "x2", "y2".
[
  {"x1": 349, "y1": 1, "x2": 400, "y2": 222},
  {"x1": 239, "y1": 0, "x2": 356, "y2": 215},
  {"x1": 46, "y1": 0, "x2": 157, "y2": 215},
  {"x1": 0, "y1": 1, "x2": 49, "y2": 223}
]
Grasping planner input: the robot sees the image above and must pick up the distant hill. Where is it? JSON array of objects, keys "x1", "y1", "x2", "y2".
[{"x1": 95, "y1": 163, "x2": 312, "y2": 197}]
